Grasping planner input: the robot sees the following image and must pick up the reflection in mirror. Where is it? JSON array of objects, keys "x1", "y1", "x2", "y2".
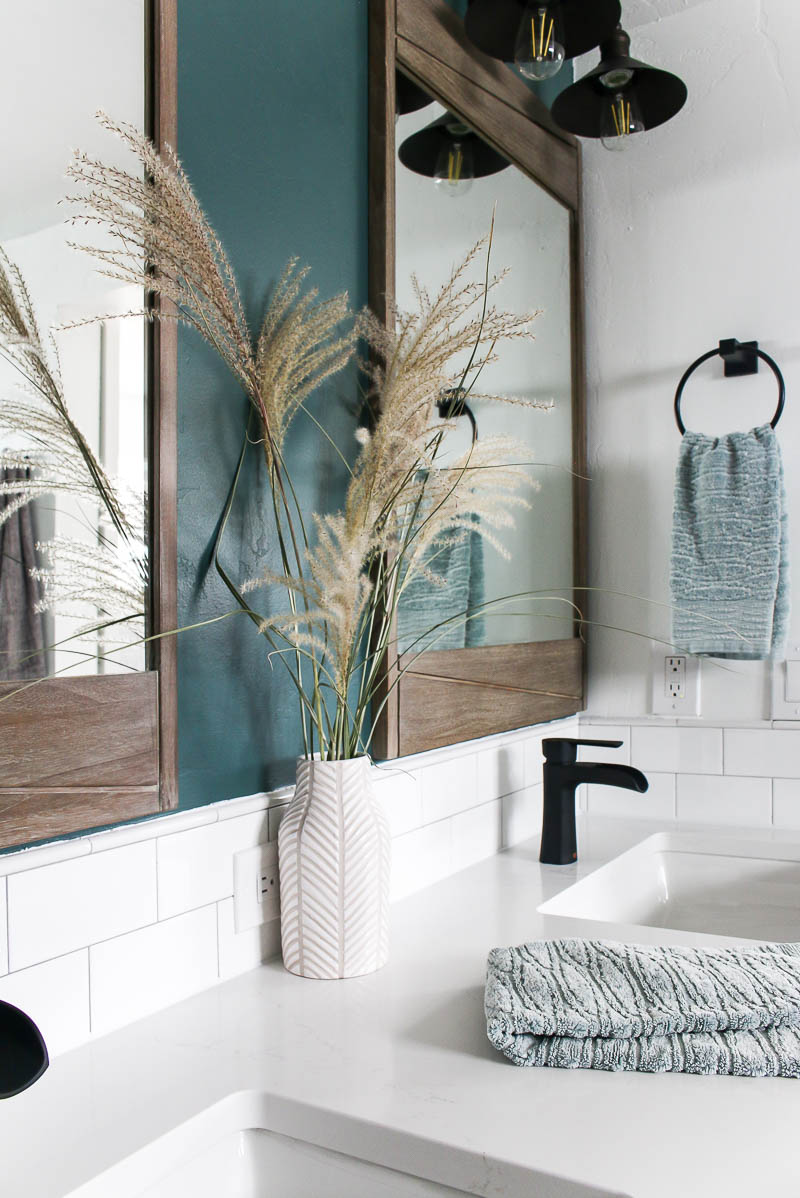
[
  {"x1": 395, "y1": 89, "x2": 574, "y2": 651},
  {"x1": 0, "y1": 1, "x2": 146, "y2": 682}
]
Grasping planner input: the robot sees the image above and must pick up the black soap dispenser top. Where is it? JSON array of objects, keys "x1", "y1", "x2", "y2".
[{"x1": 0, "y1": 1000, "x2": 49, "y2": 1098}]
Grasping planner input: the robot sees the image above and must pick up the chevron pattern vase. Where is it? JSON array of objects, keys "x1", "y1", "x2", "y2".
[{"x1": 278, "y1": 757, "x2": 391, "y2": 979}]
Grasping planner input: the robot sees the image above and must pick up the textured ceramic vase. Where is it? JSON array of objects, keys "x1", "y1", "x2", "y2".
[{"x1": 278, "y1": 757, "x2": 391, "y2": 979}]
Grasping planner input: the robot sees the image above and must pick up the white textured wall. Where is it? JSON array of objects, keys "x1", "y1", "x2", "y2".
[{"x1": 581, "y1": 0, "x2": 800, "y2": 722}]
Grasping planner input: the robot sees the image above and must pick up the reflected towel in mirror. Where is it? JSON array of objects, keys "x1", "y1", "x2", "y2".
[{"x1": 0, "y1": 466, "x2": 47, "y2": 681}]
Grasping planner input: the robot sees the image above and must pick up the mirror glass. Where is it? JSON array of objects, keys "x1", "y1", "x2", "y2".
[
  {"x1": 395, "y1": 90, "x2": 574, "y2": 651},
  {"x1": 0, "y1": 1, "x2": 146, "y2": 682}
]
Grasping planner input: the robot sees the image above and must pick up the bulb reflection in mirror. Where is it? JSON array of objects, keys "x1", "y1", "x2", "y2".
[
  {"x1": 600, "y1": 92, "x2": 645, "y2": 151},
  {"x1": 433, "y1": 139, "x2": 475, "y2": 196},
  {"x1": 514, "y1": 4, "x2": 565, "y2": 81}
]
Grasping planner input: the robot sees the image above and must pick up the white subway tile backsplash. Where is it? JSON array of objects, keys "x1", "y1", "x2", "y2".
[
  {"x1": 676, "y1": 774, "x2": 772, "y2": 826},
  {"x1": 90, "y1": 905, "x2": 219, "y2": 1036},
  {"x1": 0, "y1": 881, "x2": 7, "y2": 977},
  {"x1": 585, "y1": 772, "x2": 676, "y2": 821},
  {"x1": 0, "y1": 837, "x2": 92, "y2": 877},
  {"x1": 724, "y1": 729, "x2": 800, "y2": 778},
  {"x1": 372, "y1": 767, "x2": 423, "y2": 836},
  {"x1": 523, "y1": 734, "x2": 546, "y2": 788},
  {"x1": 157, "y1": 811, "x2": 269, "y2": 920},
  {"x1": 630, "y1": 726, "x2": 722, "y2": 775},
  {"x1": 0, "y1": 951, "x2": 89, "y2": 1056},
  {"x1": 390, "y1": 818, "x2": 453, "y2": 901},
  {"x1": 268, "y1": 804, "x2": 288, "y2": 841},
  {"x1": 450, "y1": 800, "x2": 502, "y2": 873},
  {"x1": 7, "y1": 841, "x2": 157, "y2": 972},
  {"x1": 217, "y1": 898, "x2": 281, "y2": 980},
  {"x1": 420, "y1": 753, "x2": 478, "y2": 823},
  {"x1": 502, "y1": 785, "x2": 543, "y2": 848},
  {"x1": 773, "y1": 780, "x2": 800, "y2": 828},
  {"x1": 477, "y1": 742, "x2": 525, "y2": 802}
]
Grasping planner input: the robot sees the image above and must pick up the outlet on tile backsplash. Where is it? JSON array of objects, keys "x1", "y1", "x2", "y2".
[{"x1": 0, "y1": 715, "x2": 576, "y2": 1062}]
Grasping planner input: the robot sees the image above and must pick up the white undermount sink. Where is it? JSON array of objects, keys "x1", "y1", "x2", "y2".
[
  {"x1": 538, "y1": 832, "x2": 800, "y2": 945},
  {"x1": 66, "y1": 1091, "x2": 627, "y2": 1198}
]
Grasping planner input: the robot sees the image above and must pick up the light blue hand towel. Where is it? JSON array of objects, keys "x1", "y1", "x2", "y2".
[
  {"x1": 485, "y1": 938, "x2": 800, "y2": 1076},
  {"x1": 670, "y1": 423, "x2": 789, "y2": 659}
]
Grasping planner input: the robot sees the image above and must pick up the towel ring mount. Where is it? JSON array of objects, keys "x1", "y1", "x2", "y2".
[{"x1": 674, "y1": 339, "x2": 785, "y2": 435}]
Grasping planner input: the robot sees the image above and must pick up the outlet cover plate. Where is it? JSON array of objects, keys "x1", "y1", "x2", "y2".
[
  {"x1": 233, "y1": 841, "x2": 280, "y2": 933},
  {"x1": 650, "y1": 645, "x2": 701, "y2": 716},
  {"x1": 771, "y1": 645, "x2": 800, "y2": 720}
]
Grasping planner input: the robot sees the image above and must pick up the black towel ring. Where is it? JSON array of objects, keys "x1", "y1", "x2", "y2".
[{"x1": 674, "y1": 339, "x2": 786, "y2": 435}]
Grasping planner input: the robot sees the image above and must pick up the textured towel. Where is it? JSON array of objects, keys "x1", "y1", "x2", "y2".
[
  {"x1": 396, "y1": 523, "x2": 485, "y2": 654},
  {"x1": 670, "y1": 423, "x2": 789, "y2": 658},
  {"x1": 485, "y1": 939, "x2": 800, "y2": 1076}
]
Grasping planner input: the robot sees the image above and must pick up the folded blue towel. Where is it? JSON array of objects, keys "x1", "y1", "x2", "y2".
[
  {"x1": 396, "y1": 524, "x2": 485, "y2": 654},
  {"x1": 670, "y1": 423, "x2": 789, "y2": 659},
  {"x1": 485, "y1": 938, "x2": 800, "y2": 1076}
]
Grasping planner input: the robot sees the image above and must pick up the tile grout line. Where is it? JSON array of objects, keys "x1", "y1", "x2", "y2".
[
  {"x1": 4, "y1": 876, "x2": 8, "y2": 975},
  {"x1": 87, "y1": 946, "x2": 93, "y2": 1037}
]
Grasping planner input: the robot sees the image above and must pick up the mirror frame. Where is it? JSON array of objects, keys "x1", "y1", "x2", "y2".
[
  {"x1": 0, "y1": 0, "x2": 178, "y2": 849},
  {"x1": 369, "y1": 0, "x2": 587, "y2": 757}
]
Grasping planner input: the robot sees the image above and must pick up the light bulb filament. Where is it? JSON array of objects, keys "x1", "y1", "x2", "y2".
[
  {"x1": 611, "y1": 97, "x2": 631, "y2": 137},
  {"x1": 448, "y1": 147, "x2": 463, "y2": 181},
  {"x1": 532, "y1": 12, "x2": 554, "y2": 58}
]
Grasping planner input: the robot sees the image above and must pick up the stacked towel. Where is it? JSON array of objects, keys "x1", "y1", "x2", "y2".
[
  {"x1": 485, "y1": 938, "x2": 800, "y2": 1076},
  {"x1": 396, "y1": 523, "x2": 485, "y2": 654},
  {"x1": 670, "y1": 423, "x2": 789, "y2": 659}
]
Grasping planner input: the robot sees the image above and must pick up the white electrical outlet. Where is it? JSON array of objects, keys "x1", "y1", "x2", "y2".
[
  {"x1": 651, "y1": 645, "x2": 701, "y2": 716},
  {"x1": 233, "y1": 841, "x2": 280, "y2": 933}
]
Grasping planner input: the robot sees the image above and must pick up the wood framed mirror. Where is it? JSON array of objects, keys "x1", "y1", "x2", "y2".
[
  {"x1": 369, "y1": 0, "x2": 587, "y2": 757},
  {"x1": 0, "y1": 0, "x2": 177, "y2": 848}
]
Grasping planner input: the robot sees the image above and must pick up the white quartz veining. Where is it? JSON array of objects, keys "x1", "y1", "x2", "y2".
[{"x1": 3, "y1": 815, "x2": 800, "y2": 1198}]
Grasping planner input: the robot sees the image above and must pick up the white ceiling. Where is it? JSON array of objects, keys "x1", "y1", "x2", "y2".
[{"x1": 1, "y1": 0, "x2": 143, "y2": 243}]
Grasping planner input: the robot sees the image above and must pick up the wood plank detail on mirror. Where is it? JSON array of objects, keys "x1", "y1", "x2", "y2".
[
  {"x1": 369, "y1": 0, "x2": 587, "y2": 759},
  {"x1": 0, "y1": 0, "x2": 177, "y2": 850}
]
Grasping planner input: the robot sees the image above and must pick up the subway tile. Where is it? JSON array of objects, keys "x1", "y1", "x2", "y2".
[
  {"x1": 676, "y1": 774, "x2": 772, "y2": 826},
  {"x1": 157, "y1": 810, "x2": 268, "y2": 920},
  {"x1": 773, "y1": 780, "x2": 800, "y2": 828},
  {"x1": 0, "y1": 881, "x2": 6, "y2": 977},
  {"x1": 0, "y1": 951, "x2": 89, "y2": 1057},
  {"x1": 724, "y1": 729, "x2": 800, "y2": 778},
  {"x1": 523, "y1": 735, "x2": 547, "y2": 788},
  {"x1": 0, "y1": 836, "x2": 92, "y2": 878},
  {"x1": 217, "y1": 898, "x2": 281, "y2": 980},
  {"x1": 586, "y1": 772, "x2": 676, "y2": 821},
  {"x1": 89, "y1": 807, "x2": 214, "y2": 853},
  {"x1": 216, "y1": 790, "x2": 278, "y2": 821},
  {"x1": 576, "y1": 725, "x2": 631, "y2": 764},
  {"x1": 630, "y1": 726, "x2": 722, "y2": 774},
  {"x1": 373, "y1": 767, "x2": 423, "y2": 836},
  {"x1": 390, "y1": 819, "x2": 453, "y2": 902},
  {"x1": 420, "y1": 754, "x2": 478, "y2": 823},
  {"x1": 477, "y1": 741, "x2": 525, "y2": 802},
  {"x1": 90, "y1": 905, "x2": 219, "y2": 1037},
  {"x1": 450, "y1": 800, "x2": 502, "y2": 874},
  {"x1": 7, "y1": 842, "x2": 157, "y2": 972},
  {"x1": 502, "y1": 785, "x2": 543, "y2": 848}
]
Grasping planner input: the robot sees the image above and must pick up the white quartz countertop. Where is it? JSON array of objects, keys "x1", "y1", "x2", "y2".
[{"x1": 4, "y1": 814, "x2": 800, "y2": 1198}]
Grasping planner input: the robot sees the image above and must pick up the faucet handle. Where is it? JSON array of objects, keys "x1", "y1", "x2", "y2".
[{"x1": 542, "y1": 737, "x2": 623, "y2": 765}]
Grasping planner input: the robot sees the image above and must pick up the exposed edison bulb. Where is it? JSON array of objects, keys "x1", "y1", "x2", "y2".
[
  {"x1": 434, "y1": 135, "x2": 475, "y2": 196},
  {"x1": 514, "y1": 4, "x2": 565, "y2": 81},
  {"x1": 600, "y1": 92, "x2": 645, "y2": 151}
]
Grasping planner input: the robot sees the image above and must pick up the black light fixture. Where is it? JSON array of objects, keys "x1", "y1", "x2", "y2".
[
  {"x1": 396, "y1": 71, "x2": 433, "y2": 118},
  {"x1": 398, "y1": 113, "x2": 510, "y2": 197},
  {"x1": 464, "y1": 0, "x2": 621, "y2": 82},
  {"x1": 550, "y1": 26, "x2": 688, "y2": 150}
]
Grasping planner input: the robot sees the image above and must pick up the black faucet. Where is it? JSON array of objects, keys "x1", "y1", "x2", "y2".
[
  {"x1": 0, "y1": 1001, "x2": 48, "y2": 1099},
  {"x1": 540, "y1": 738, "x2": 649, "y2": 865}
]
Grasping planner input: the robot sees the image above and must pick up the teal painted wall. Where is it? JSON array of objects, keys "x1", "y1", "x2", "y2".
[{"x1": 176, "y1": 0, "x2": 368, "y2": 808}]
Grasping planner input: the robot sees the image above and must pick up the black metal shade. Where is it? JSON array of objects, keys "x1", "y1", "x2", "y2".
[
  {"x1": 398, "y1": 114, "x2": 510, "y2": 179},
  {"x1": 464, "y1": 0, "x2": 621, "y2": 63},
  {"x1": 396, "y1": 71, "x2": 433, "y2": 117},
  {"x1": 551, "y1": 27, "x2": 688, "y2": 136}
]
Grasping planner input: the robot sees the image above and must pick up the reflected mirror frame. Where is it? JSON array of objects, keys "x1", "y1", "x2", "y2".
[
  {"x1": 0, "y1": 0, "x2": 177, "y2": 850},
  {"x1": 367, "y1": 0, "x2": 588, "y2": 758}
]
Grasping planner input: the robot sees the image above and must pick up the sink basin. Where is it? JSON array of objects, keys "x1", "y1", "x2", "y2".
[
  {"x1": 538, "y1": 832, "x2": 800, "y2": 945},
  {"x1": 66, "y1": 1091, "x2": 627, "y2": 1198}
]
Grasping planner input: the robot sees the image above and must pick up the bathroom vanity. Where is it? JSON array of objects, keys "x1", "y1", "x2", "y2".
[{"x1": 4, "y1": 815, "x2": 800, "y2": 1198}]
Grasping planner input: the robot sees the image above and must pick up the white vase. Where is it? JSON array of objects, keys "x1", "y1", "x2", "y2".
[{"x1": 278, "y1": 756, "x2": 391, "y2": 979}]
